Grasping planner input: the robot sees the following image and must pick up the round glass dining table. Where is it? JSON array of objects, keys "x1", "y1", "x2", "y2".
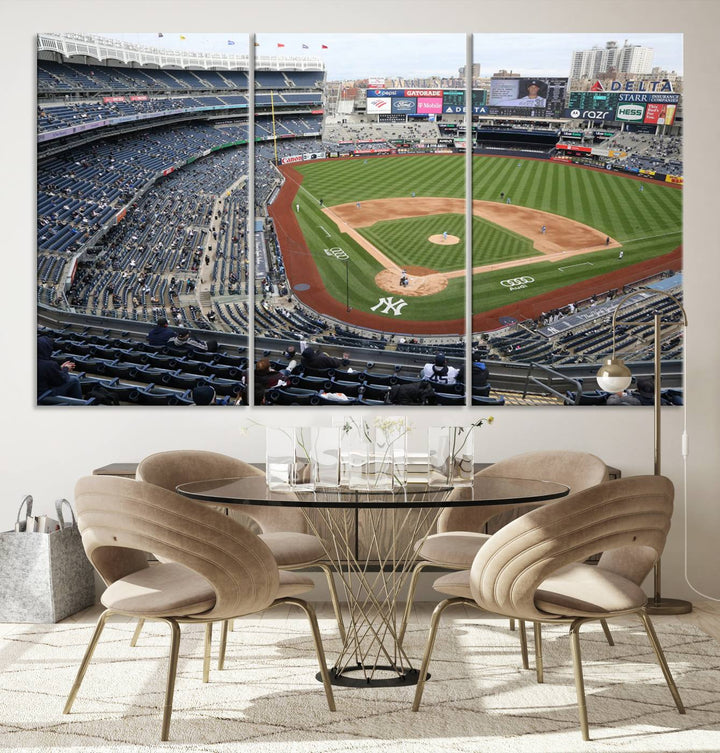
[{"x1": 177, "y1": 475, "x2": 569, "y2": 688}]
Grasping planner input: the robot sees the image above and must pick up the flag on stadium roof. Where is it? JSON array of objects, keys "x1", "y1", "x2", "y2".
[
  {"x1": 254, "y1": 41, "x2": 260, "y2": 46},
  {"x1": 590, "y1": 80, "x2": 604, "y2": 91},
  {"x1": 157, "y1": 33, "x2": 164, "y2": 38},
  {"x1": 302, "y1": 44, "x2": 309, "y2": 49},
  {"x1": 277, "y1": 43, "x2": 285, "y2": 48},
  {"x1": 321, "y1": 44, "x2": 328, "y2": 49},
  {"x1": 227, "y1": 40, "x2": 235, "y2": 45},
  {"x1": 180, "y1": 35, "x2": 186, "y2": 40}
]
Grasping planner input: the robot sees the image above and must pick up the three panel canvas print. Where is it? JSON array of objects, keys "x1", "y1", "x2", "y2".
[{"x1": 36, "y1": 32, "x2": 683, "y2": 407}]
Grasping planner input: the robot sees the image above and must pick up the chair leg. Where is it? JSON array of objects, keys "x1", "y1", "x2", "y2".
[
  {"x1": 412, "y1": 597, "x2": 466, "y2": 711},
  {"x1": 638, "y1": 610, "x2": 685, "y2": 714},
  {"x1": 203, "y1": 622, "x2": 212, "y2": 683},
  {"x1": 160, "y1": 618, "x2": 182, "y2": 742},
  {"x1": 600, "y1": 618, "x2": 614, "y2": 646},
  {"x1": 509, "y1": 618, "x2": 516, "y2": 631},
  {"x1": 317, "y1": 562, "x2": 346, "y2": 642},
  {"x1": 130, "y1": 618, "x2": 145, "y2": 647},
  {"x1": 228, "y1": 619, "x2": 235, "y2": 632},
  {"x1": 533, "y1": 622, "x2": 544, "y2": 683},
  {"x1": 64, "y1": 609, "x2": 112, "y2": 714},
  {"x1": 398, "y1": 560, "x2": 434, "y2": 648},
  {"x1": 519, "y1": 619, "x2": 530, "y2": 670},
  {"x1": 218, "y1": 620, "x2": 229, "y2": 670},
  {"x1": 569, "y1": 619, "x2": 590, "y2": 741},
  {"x1": 281, "y1": 597, "x2": 336, "y2": 711}
]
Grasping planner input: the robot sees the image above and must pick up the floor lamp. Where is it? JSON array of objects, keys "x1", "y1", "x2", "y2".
[{"x1": 596, "y1": 285, "x2": 692, "y2": 615}]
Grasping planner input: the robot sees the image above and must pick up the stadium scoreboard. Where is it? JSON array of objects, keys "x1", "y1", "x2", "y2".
[{"x1": 564, "y1": 91, "x2": 680, "y2": 124}]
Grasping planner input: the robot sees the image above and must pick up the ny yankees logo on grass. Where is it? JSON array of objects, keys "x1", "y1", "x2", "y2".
[{"x1": 371, "y1": 297, "x2": 408, "y2": 316}]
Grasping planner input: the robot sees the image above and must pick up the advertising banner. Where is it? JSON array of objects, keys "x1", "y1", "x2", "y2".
[
  {"x1": 618, "y1": 92, "x2": 680, "y2": 104},
  {"x1": 129, "y1": 95, "x2": 148, "y2": 101},
  {"x1": 564, "y1": 108, "x2": 615, "y2": 120},
  {"x1": 366, "y1": 89, "x2": 403, "y2": 97},
  {"x1": 615, "y1": 102, "x2": 646, "y2": 122},
  {"x1": 103, "y1": 96, "x2": 125, "y2": 103},
  {"x1": 281, "y1": 155, "x2": 303, "y2": 165},
  {"x1": 644, "y1": 103, "x2": 677, "y2": 125},
  {"x1": 417, "y1": 97, "x2": 442, "y2": 114},
  {"x1": 404, "y1": 89, "x2": 442, "y2": 97},
  {"x1": 391, "y1": 97, "x2": 417, "y2": 114},
  {"x1": 367, "y1": 97, "x2": 392, "y2": 113}
]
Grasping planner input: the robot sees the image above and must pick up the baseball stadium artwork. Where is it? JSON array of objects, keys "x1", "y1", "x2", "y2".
[{"x1": 36, "y1": 32, "x2": 683, "y2": 407}]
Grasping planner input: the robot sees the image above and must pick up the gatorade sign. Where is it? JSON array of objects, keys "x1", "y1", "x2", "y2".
[{"x1": 616, "y1": 103, "x2": 645, "y2": 122}]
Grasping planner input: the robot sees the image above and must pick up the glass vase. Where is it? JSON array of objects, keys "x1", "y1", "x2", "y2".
[
  {"x1": 265, "y1": 426, "x2": 295, "y2": 490},
  {"x1": 313, "y1": 426, "x2": 341, "y2": 488},
  {"x1": 428, "y1": 426, "x2": 474, "y2": 487}
]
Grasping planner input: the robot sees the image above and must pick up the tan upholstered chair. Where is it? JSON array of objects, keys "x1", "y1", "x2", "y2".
[
  {"x1": 64, "y1": 476, "x2": 335, "y2": 741},
  {"x1": 411, "y1": 475, "x2": 685, "y2": 741},
  {"x1": 399, "y1": 450, "x2": 610, "y2": 667},
  {"x1": 134, "y1": 450, "x2": 345, "y2": 666}
]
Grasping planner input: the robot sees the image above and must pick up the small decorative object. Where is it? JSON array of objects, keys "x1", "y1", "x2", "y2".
[
  {"x1": 338, "y1": 416, "x2": 408, "y2": 490},
  {"x1": 292, "y1": 426, "x2": 315, "y2": 490},
  {"x1": 313, "y1": 426, "x2": 341, "y2": 487},
  {"x1": 265, "y1": 426, "x2": 295, "y2": 489},
  {"x1": 265, "y1": 426, "x2": 315, "y2": 490},
  {"x1": 428, "y1": 417, "x2": 493, "y2": 487}
]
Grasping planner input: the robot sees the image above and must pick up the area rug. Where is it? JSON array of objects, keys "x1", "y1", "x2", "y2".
[{"x1": 0, "y1": 611, "x2": 718, "y2": 752}]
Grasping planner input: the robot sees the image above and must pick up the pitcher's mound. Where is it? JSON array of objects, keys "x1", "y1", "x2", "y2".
[
  {"x1": 375, "y1": 267, "x2": 448, "y2": 297},
  {"x1": 429, "y1": 234, "x2": 460, "y2": 245}
]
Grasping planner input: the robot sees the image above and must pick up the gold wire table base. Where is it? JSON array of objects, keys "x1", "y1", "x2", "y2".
[{"x1": 301, "y1": 491, "x2": 447, "y2": 687}]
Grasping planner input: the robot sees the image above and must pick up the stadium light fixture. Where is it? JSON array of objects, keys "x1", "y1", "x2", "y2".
[
  {"x1": 345, "y1": 258, "x2": 351, "y2": 312},
  {"x1": 597, "y1": 285, "x2": 690, "y2": 615}
]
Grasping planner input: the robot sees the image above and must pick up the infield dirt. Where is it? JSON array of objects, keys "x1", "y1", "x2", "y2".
[{"x1": 324, "y1": 197, "x2": 618, "y2": 297}]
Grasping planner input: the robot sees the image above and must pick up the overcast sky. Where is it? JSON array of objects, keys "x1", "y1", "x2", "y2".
[{"x1": 103, "y1": 32, "x2": 683, "y2": 80}]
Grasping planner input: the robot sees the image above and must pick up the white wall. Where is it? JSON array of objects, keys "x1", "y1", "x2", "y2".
[{"x1": 2, "y1": 0, "x2": 719, "y2": 602}]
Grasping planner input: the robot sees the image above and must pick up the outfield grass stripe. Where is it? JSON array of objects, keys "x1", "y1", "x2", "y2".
[{"x1": 289, "y1": 155, "x2": 682, "y2": 322}]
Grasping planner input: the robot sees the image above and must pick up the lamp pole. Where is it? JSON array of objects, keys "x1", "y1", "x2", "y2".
[
  {"x1": 596, "y1": 286, "x2": 691, "y2": 615},
  {"x1": 345, "y1": 258, "x2": 351, "y2": 312}
]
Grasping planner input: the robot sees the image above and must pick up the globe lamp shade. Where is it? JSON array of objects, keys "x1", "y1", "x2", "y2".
[{"x1": 596, "y1": 357, "x2": 633, "y2": 392}]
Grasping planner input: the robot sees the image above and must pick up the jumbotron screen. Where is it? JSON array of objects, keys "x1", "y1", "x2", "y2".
[{"x1": 487, "y1": 77, "x2": 568, "y2": 117}]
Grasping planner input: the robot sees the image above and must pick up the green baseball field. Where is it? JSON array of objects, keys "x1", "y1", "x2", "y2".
[{"x1": 273, "y1": 154, "x2": 682, "y2": 331}]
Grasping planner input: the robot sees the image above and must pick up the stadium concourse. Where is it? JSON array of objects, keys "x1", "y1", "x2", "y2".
[{"x1": 37, "y1": 33, "x2": 683, "y2": 407}]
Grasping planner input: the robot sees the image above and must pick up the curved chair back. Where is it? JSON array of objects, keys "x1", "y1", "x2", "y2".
[
  {"x1": 74, "y1": 475, "x2": 280, "y2": 621},
  {"x1": 437, "y1": 450, "x2": 608, "y2": 533},
  {"x1": 468, "y1": 475, "x2": 673, "y2": 622},
  {"x1": 136, "y1": 450, "x2": 306, "y2": 534}
]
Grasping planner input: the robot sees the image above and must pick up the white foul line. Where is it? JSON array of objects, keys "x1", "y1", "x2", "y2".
[
  {"x1": 558, "y1": 262, "x2": 594, "y2": 272},
  {"x1": 319, "y1": 225, "x2": 332, "y2": 238}
]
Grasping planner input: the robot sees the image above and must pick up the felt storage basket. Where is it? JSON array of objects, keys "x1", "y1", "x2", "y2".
[{"x1": 0, "y1": 496, "x2": 95, "y2": 622}]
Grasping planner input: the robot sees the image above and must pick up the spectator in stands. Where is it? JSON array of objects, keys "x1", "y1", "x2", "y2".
[
  {"x1": 169, "y1": 328, "x2": 217, "y2": 352},
  {"x1": 192, "y1": 384, "x2": 217, "y2": 405},
  {"x1": 255, "y1": 358, "x2": 288, "y2": 391},
  {"x1": 419, "y1": 353, "x2": 460, "y2": 386},
  {"x1": 607, "y1": 389, "x2": 641, "y2": 406},
  {"x1": 301, "y1": 346, "x2": 350, "y2": 371},
  {"x1": 634, "y1": 377, "x2": 656, "y2": 405},
  {"x1": 458, "y1": 352, "x2": 490, "y2": 389},
  {"x1": 281, "y1": 345, "x2": 301, "y2": 374},
  {"x1": 147, "y1": 317, "x2": 176, "y2": 346},
  {"x1": 37, "y1": 335, "x2": 83, "y2": 400}
]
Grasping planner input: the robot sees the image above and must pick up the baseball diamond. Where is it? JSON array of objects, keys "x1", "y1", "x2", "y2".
[{"x1": 270, "y1": 154, "x2": 682, "y2": 334}]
